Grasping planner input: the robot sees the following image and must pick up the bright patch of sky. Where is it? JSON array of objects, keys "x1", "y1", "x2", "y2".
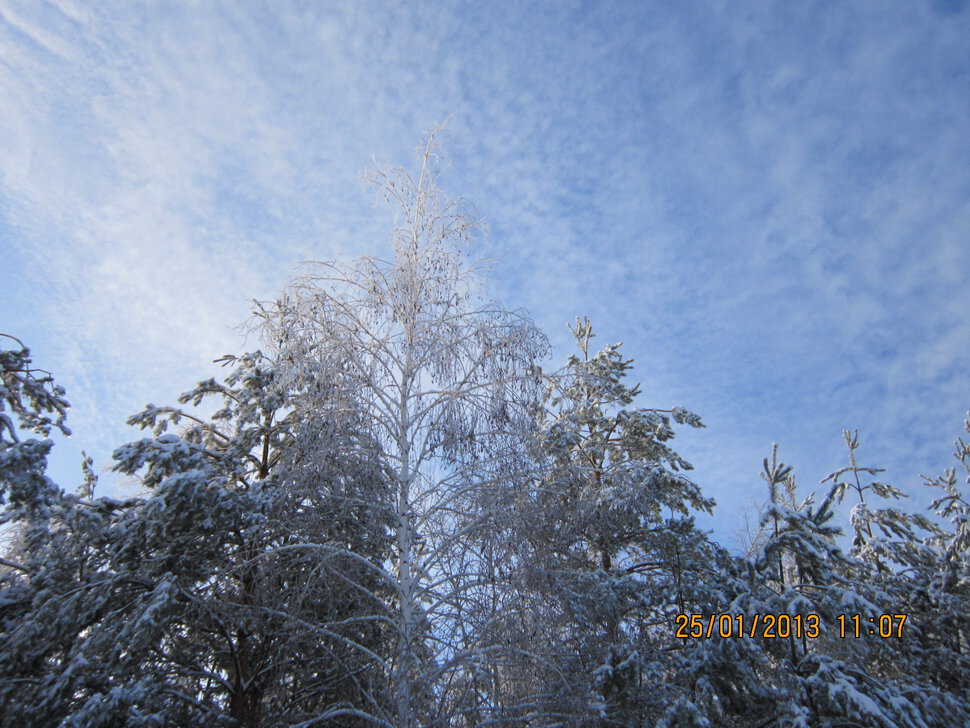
[{"x1": 2, "y1": 0, "x2": 968, "y2": 549}]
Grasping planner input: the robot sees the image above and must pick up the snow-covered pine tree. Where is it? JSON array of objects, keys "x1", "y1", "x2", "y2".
[
  {"x1": 822, "y1": 429, "x2": 932, "y2": 574},
  {"x1": 0, "y1": 334, "x2": 154, "y2": 726},
  {"x1": 113, "y1": 350, "x2": 396, "y2": 727},
  {"x1": 766, "y1": 425, "x2": 970, "y2": 724},
  {"x1": 501, "y1": 318, "x2": 718, "y2": 725},
  {"x1": 732, "y1": 444, "x2": 933, "y2": 728},
  {"x1": 0, "y1": 333, "x2": 70, "y2": 524},
  {"x1": 918, "y1": 415, "x2": 970, "y2": 707},
  {"x1": 1, "y1": 345, "x2": 395, "y2": 727},
  {"x1": 881, "y1": 415, "x2": 970, "y2": 722},
  {"x1": 253, "y1": 126, "x2": 548, "y2": 728}
]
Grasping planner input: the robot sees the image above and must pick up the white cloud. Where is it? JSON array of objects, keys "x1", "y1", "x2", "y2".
[{"x1": 1, "y1": 0, "x2": 968, "y2": 541}]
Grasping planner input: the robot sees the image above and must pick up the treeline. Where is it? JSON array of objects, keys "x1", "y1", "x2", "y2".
[{"x1": 1, "y1": 134, "x2": 968, "y2": 727}]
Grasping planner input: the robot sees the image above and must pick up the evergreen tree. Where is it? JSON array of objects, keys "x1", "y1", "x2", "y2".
[
  {"x1": 879, "y1": 415, "x2": 970, "y2": 722},
  {"x1": 727, "y1": 440, "x2": 961, "y2": 727},
  {"x1": 4, "y1": 129, "x2": 970, "y2": 728},
  {"x1": 0, "y1": 333, "x2": 70, "y2": 524},
  {"x1": 1, "y1": 345, "x2": 395, "y2": 727},
  {"x1": 504, "y1": 318, "x2": 718, "y2": 725}
]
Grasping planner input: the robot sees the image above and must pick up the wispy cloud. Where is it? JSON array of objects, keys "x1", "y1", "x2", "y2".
[{"x1": 2, "y1": 0, "x2": 967, "y2": 542}]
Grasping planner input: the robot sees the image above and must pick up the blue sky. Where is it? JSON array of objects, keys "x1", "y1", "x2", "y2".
[{"x1": 2, "y1": 0, "x2": 968, "y2": 549}]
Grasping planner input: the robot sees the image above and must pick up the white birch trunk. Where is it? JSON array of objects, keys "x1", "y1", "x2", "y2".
[{"x1": 254, "y1": 126, "x2": 547, "y2": 727}]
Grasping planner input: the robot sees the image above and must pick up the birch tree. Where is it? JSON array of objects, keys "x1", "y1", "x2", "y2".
[{"x1": 254, "y1": 127, "x2": 548, "y2": 727}]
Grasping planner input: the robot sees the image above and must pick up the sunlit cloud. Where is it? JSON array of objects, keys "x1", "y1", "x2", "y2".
[{"x1": 2, "y1": 0, "x2": 968, "y2": 543}]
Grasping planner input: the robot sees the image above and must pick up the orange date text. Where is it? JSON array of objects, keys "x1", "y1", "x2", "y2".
[{"x1": 674, "y1": 613, "x2": 908, "y2": 639}]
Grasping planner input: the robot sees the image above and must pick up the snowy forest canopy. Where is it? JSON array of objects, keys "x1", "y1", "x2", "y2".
[{"x1": 1, "y1": 134, "x2": 968, "y2": 728}]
